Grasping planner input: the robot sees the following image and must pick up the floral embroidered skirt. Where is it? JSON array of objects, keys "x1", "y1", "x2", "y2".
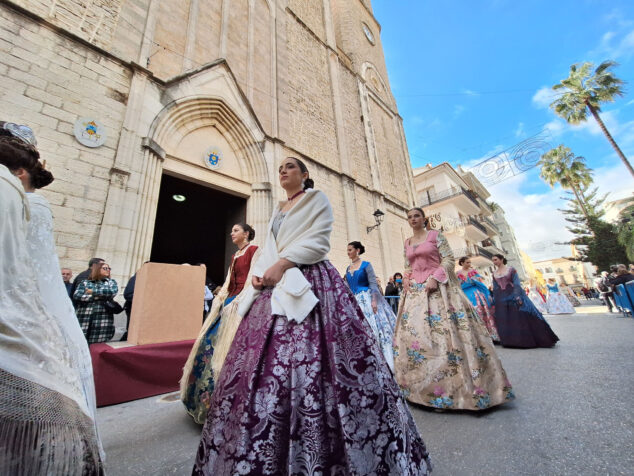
[
  {"x1": 546, "y1": 292, "x2": 575, "y2": 314},
  {"x1": 394, "y1": 281, "x2": 514, "y2": 411},
  {"x1": 528, "y1": 290, "x2": 548, "y2": 314},
  {"x1": 462, "y1": 286, "x2": 499, "y2": 343},
  {"x1": 353, "y1": 289, "x2": 396, "y2": 371},
  {"x1": 192, "y1": 261, "x2": 432, "y2": 475}
]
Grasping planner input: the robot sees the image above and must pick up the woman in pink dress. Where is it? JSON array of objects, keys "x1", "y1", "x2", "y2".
[{"x1": 393, "y1": 207, "x2": 514, "y2": 411}]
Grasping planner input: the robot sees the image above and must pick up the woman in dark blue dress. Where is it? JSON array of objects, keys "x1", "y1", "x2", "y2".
[{"x1": 492, "y1": 254, "x2": 559, "y2": 348}]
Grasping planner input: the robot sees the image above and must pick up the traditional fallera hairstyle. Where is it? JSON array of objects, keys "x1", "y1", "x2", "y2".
[
  {"x1": 0, "y1": 121, "x2": 52, "y2": 189},
  {"x1": 493, "y1": 253, "x2": 508, "y2": 265},
  {"x1": 236, "y1": 223, "x2": 255, "y2": 242},
  {"x1": 287, "y1": 156, "x2": 314, "y2": 190},
  {"x1": 348, "y1": 241, "x2": 366, "y2": 255},
  {"x1": 458, "y1": 256, "x2": 470, "y2": 266},
  {"x1": 407, "y1": 207, "x2": 429, "y2": 227}
]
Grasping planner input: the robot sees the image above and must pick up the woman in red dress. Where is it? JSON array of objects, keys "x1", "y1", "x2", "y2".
[{"x1": 181, "y1": 223, "x2": 259, "y2": 423}]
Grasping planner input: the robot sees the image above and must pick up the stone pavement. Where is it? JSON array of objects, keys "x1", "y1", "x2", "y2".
[{"x1": 97, "y1": 303, "x2": 634, "y2": 475}]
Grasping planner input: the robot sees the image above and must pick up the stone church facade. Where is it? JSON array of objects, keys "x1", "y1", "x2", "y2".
[{"x1": 0, "y1": 0, "x2": 416, "y2": 284}]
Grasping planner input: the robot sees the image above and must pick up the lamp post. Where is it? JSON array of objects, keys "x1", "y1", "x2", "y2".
[{"x1": 366, "y1": 209, "x2": 385, "y2": 233}]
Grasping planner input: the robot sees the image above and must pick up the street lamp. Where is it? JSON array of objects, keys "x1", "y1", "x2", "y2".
[{"x1": 366, "y1": 209, "x2": 385, "y2": 233}]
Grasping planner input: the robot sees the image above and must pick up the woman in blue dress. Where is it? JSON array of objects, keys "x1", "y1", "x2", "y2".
[
  {"x1": 545, "y1": 278, "x2": 576, "y2": 314},
  {"x1": 456, "y1": 256, "x2": 500, "y2": 343},
  {"x1": 345, "y1": 241, "x2": 396, "y2": 370},
  {"x1": 492, "y1": 254, "x2": 559, "y2": 348}
]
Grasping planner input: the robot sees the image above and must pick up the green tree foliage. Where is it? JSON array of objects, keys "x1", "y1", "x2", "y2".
[
  {"x1": 616, "y1": 204, "x2": 634, "y2": 261},
  {"x1": 550, "y1": 61, "x2": 633, "y2": 178},
  {"x1": 539, "y1": 145, "x2": 594, "y2": 222},
  {"x1": 559, "y1": 188, "x2": 628, "y2": 270}
]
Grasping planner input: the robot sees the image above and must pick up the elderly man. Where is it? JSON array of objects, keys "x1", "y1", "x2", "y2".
[{"x1": 61, "y1": 267, "x2": 73, "y2": 297}]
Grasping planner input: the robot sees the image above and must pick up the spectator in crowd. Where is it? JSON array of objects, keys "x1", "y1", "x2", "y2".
[
  {"x1": 61, "y1": 267, "x2": 73, "y2": 297},
  {"x1": 120, "y1": 273, "x2": 137, "y2": 341},
  {"x1": 74, "y1": 262, "x2": 119, "y2": 344},
  {"x1": 629, "y1": 264, "x2": 634, "y2": 274},
  {"x1": 610, "y1": 264, "x2": 634, "y2": 287},
  {"x1": 597, "y1": 271, "x2": 616, "y2": 312},
  {"x1": 384, "y1": 272, "x2": 404, "y2": 313},
  {"x1": 70, "y1": 257, "x2": 105, "y2": 305}
]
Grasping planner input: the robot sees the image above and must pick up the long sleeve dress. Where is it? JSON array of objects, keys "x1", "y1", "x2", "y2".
[
  {"x1": 456, "y1": 268, "x2": 500, "y2": 342},
  {"x1": 545, "y1": 282, "x2": 575, "y2": 314},
  {"x1": 345, "y1": 260, "x2": 396, "y2": 371},
  {"x1": 393, "y1": 230, "x2": 514, "y2": 410},
  {"x1": 0, "y1": 164, "x2": 101, "y2": 475},
  {"x1": 493, "y1": 268, "x2": 560, "y2": 348},
  {"x1": 181, "y1": 243, "x2": 259, "y2": 424},
  {"x1": 25, "y1": 193, "x2": 103, "y2": 460},
  {"x1": 192, "y1": 190, "x2": 431, "y2": 475}
]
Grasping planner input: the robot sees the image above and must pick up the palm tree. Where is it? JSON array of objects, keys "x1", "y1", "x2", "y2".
[
  {"x1": 550, "y1": 60, "x2": 634, "y2": 178},
  {"x1": 539, "y1": 145, "x2": 594, "y2": 223}
]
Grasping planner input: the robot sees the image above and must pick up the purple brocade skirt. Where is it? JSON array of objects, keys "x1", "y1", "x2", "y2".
[{"x1": 192, "y1": 261, "x2": 432, "y2": 476}]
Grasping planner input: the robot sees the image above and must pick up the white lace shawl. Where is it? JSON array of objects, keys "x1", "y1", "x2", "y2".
[
  {"x1": 25, "y1": 193, "x2": 103, "y2": 457},
  {"x1": 0, "y1": 165, "x2": 88, "y2": 423},
  {"x1": 238, "y1": 189, "x2": 333, "y2": 322}
]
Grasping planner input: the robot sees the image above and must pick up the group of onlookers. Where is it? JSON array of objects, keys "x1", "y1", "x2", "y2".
[
  {"x1": 596, "y1": 263, "x2": 634, "y2": 313},
  {"x1": 61, "y1": 257, "x2": 134, "y2": 344}
]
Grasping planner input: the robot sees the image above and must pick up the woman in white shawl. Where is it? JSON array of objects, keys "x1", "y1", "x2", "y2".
[
  {"x1": 192, "y1": 157, "x2": 431, "y2": 475},
  {"x1": 0, "y1": 131, "x2": 102, "y2": 475}
]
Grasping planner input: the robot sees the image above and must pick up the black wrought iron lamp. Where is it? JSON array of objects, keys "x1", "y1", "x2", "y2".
[{"x1": 366, "y1": 209, "x2": 385, "y2": 233}]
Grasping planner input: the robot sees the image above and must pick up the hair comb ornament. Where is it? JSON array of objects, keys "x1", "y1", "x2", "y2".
[{"x1": 1, "y1": 122, "x2": 37, "y2": 146}]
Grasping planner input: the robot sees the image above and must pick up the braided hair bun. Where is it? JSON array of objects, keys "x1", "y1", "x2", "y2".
[{"x1": 30, "y1": 161, "x2": 54, "y2": 189}]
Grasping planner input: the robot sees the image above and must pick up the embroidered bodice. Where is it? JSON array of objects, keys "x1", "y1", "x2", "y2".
[
  {"x1": 404, "y1": 230, "x2": 449, "y2": 284},
  {"x1": 228, "y1": 245, "x2": 259, "y2": 297},
  {"x1": 345, "y1": 261, "x2": 380, "y2": 295},
  {"x1": 457, "y1": 269, "x2": 482, "y2": 287},
  {"x1": 272, "y1": 211, "x2": 286, "y2": 239},
  {"x1": 493, "y1": 267, "x2": 515, "y2": 291}
]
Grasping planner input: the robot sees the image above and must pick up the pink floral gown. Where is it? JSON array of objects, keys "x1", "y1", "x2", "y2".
[{"x1": 393, "y1": 230, "x2": 514, "y2": 410}]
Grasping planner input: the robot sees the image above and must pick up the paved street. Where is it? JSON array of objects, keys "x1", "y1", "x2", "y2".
[{"x1": 97, "y1": 303, "x2": 634, "y2": 475}]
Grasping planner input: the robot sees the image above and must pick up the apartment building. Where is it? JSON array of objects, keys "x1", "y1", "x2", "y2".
[{"x1": 412, "y1": 163, "x2": 506, "y2": 282}]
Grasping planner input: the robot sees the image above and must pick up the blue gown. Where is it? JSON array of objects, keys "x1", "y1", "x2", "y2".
[
  {"x1": 545, "y1": 283, "x2": 575, "y2": 314},
  {"x1": 345, "y1": 261, "x2": 396, "y2": 370},
  {"x1": 492, "y1": 267, "x2": 559, "y2": 348}
]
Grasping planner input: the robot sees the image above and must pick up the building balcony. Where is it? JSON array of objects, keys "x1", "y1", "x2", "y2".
[
  {"x1": 482, "y1": 216, "x2": 498, "y2": 235},
  {"x1": 419, "y1": 186, "x2": 481, "y2": 215},
  {"x1": 451, "y1": 246, "x2": 494, "y2": 267},
  {"x1": 464, "y1": 216, "x2": 488, "y2": 241},
  {"x1": 481, "y1": 239, "x2": 505, "y2": 256}
]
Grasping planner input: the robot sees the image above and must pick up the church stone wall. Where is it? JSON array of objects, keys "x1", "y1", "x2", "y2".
[
  {"x1": 0, "y1": 4, "x2": 131, "y2": 271},
  {"x1": 1, "y1": 0, "x2": 416, "y2": 280}
]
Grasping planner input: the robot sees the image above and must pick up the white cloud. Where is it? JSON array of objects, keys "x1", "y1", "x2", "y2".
[
  {"x1": 488, "y1": 161, "x2": 634, "y2": 262},
  {"x1": 589, "y1": 26, "x2": 634, "y2": 61},
  {"x1": 462, "y1": 89, "x2": 480, "y2": 97},
  {"x1": 488, "y1": 174, "x2": 575, "y2": 261},
  {"x1": 453, "y1": 105, "x2": 465, "y2": 118},
  {"x1": 543, "y1": 119, "x2": 565, "y2": 137},
  {"x1": 514, "y1": 122, "x2": 525, "y2": 138},
  {"x1": 532, "y1": 86, "x2": 557, "y2": 109}
]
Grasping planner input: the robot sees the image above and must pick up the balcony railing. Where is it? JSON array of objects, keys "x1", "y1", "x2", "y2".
[
  {"x1": 476, "y1": 246, "x2": 494, "y2": 260},
  {"x1": 482, "y1": 216, "x2": 498, "y2": 232},
  {"x1": 467, "y1": 216, "x2": 487, "y2": 234},
  {"x1": 451, "y1": 246, "x2": 494, "y2": 261},
  {"x1": 420, "y1": 186, "x2": 480, "y2": 208}
]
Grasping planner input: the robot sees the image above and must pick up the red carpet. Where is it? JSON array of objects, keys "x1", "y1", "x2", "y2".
[{"x1": 90, "y1": 339, "x2": 194, "y2": 407}]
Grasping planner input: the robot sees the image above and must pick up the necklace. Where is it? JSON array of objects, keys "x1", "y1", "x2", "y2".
[
  {"x1": 287, "y1": 190, "x2": 305, "y2": 202},
  {"x1": 237, "y1": 243, "x2": 250, "y2": 253}
]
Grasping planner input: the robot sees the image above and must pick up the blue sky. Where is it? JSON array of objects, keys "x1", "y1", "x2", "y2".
[{"x1": 374, "y1": 0, "x2": 634, "y2": 260}]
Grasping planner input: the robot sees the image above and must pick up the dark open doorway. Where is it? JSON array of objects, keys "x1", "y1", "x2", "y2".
[{"x1": 150, "y1": 173, "x2": 246, "y2": 288}]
